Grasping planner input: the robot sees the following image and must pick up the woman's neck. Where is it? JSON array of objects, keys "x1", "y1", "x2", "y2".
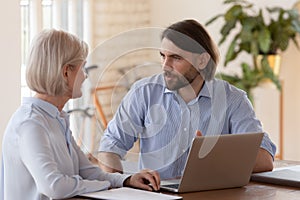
[{"x1": 35, "y1": 93, "x2": 69, "y2": 111}]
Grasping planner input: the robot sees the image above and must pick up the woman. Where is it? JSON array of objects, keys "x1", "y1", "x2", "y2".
[{"x1": 1, "y1": 29, "x2": 160, "y2": 200}]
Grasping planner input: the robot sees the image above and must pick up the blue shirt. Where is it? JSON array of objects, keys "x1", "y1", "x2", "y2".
[
  {"x1": 99, "y1": 74, "x2": 276, "y2": 179},
  {"x1": 1, "y1": 97, "x2": 129, "y2": 200}
]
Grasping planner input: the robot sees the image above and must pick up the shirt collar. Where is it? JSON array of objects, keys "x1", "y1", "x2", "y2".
[
  {"x1": 163, "y1": 80, "x2": 213, "y2": 100},
  {"x1": 22, "y1": 97, "x2": 67, "y2": 119},
  {"x1": 199, "y1": 80, "x2": 213, "y2": 99}
]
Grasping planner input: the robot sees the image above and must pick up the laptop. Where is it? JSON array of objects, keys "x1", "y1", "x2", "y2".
[
  {"x1": 160, "y1": 132, "x2": 264, "y2": 193},
  {"x1": 251, "y1": 165, "x2": 300, "y2": 187}
]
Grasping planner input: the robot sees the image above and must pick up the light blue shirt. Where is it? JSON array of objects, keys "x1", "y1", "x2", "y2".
[
  {"x1": 1, "y1": 97, "x2": 130, "y2": 200},
  {"x1": 99, "y1": 74, "x2": 276, "y2": 179}
]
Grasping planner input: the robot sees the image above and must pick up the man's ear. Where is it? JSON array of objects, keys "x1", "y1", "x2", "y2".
[{"x1": 196, "y1": 52, "x2": 210, "y2": 71}]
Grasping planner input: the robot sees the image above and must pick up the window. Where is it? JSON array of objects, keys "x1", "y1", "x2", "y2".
[
  {"x1": 20, "y1": 0, "x2": 86, "y2": 98},
  {"x1": 20, "y1": 0, "x2": 94, "y2": 153}
]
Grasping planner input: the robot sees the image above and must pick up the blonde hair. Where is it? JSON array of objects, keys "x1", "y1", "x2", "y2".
[{"x1": 26, "y1": 29, "x2": 88, "y2": 96}]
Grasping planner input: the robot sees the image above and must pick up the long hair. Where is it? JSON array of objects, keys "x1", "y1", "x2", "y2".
[{"x1": 161, "y1": 19, "x2": 219, "y2": 80}]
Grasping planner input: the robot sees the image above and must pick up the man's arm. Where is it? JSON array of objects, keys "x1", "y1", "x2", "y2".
[
  {"x1": 98, "y1": 152, "x2": 123, "y2": 173},
  {"x1": 253, "y1": 148, "x2": 274, "y2": 173},
  {"x1": 226, "y1": 89, "x2": 276, "y2": 173}
]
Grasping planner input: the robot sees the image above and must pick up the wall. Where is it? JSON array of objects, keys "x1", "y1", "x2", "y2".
[
  {"x1": 0, "y1": 0, "x2": 21, "y2": 156},
  {"x1": 150, "y1": 0, "x2": 300, "y2": 160},
  {"x1": 79, "y1": 0, "x2": 159, "y2": 154},
  {"x1": 280, "y1": 38, "x2": 300, "y2": 160}
]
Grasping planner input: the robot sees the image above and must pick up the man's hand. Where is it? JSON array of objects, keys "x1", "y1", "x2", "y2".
[
  {"x1": 195, "y1": 130, "x2": 202, "y2": 137},
  {"x1": 124, "y1": 169, "x2": 160, "y2": 191}
]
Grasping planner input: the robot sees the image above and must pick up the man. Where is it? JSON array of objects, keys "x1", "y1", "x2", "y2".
[{"x1": 98, "y1": 19, "x2": 276, "y2": 180}]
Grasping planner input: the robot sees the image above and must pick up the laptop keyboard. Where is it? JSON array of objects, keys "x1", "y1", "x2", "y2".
[{"x1": 164, "y1": 184, "x2": 179, "y2": 189}]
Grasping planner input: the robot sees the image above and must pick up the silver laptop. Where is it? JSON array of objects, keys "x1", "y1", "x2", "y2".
[
  {"x1": 160, "y1": 132, "x2": 264, "y2": 193},
  {"x1": 251, "y1": 165, "x2": 300, "y2": 187}
]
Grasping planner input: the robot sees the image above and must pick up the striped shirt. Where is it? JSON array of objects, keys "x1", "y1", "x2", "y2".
[{"x1": 99, "y1": 73, "x2": 276, "y2": 179}]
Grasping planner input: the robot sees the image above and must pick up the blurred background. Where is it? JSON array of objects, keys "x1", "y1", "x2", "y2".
[{"x1": 1, "y1": 0, "x2": 300, "y2": 162}]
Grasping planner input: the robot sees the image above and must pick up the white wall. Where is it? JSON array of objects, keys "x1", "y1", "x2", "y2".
[
  {"x1": 150, "y1": 0, "x2": 300, "y2": 160},
  {"x1": 150, "y1": 0, "x2": 227, "y2": 66},
  {"x1": 280, "y1": 39, "x2": 300, "y2": 160},
  {"x1": 0, "y1": 0, "x2": 21, "y2": 156}
]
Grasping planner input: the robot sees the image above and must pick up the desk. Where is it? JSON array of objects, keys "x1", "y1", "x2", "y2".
[{"x1": 69, "y1": 160, "x2": 300, "y2": 200}]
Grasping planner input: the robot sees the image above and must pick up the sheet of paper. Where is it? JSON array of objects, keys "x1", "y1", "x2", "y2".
[{"x1": 79, "y1": 187, "x2": 182, "y2": 200}]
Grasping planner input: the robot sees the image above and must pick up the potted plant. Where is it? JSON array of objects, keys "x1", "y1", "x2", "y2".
[{"x1": 206, "y1": 0, "x2": 300, "y2": 103}]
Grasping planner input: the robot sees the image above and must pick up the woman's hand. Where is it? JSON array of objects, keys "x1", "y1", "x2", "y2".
[{"x1": 123, "y1": 169, "x2": 160, "y2": 191}]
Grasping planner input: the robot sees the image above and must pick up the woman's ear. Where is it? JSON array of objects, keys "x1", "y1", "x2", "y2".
[
  {"x1": 196, "y1": 52, "x2": 210, "y2": 71},
  {"x1": 62, "y1": 65, "x2": 69, "y2": 79}
]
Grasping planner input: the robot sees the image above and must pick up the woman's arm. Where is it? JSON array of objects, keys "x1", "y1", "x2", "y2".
[{"x1": 19, "y1": 122, "x2": 112, "y2": 199}]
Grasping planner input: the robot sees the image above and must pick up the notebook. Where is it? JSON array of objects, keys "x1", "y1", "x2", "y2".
[
  {"x1": 251, "y1": 165, "x2": 300, "y2": 187},
  {"x1": 160, "y1": 132, "x2": 264, "y2": 193}
]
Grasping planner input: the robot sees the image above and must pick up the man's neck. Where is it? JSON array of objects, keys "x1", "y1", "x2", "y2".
[{"x1": 178, "y1": 75, "x2": 204, "y2": 103}]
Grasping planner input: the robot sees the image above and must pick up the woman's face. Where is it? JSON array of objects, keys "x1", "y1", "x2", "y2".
[{"x1": 67, "y1": 61, "x2": 87, "y2": 99}]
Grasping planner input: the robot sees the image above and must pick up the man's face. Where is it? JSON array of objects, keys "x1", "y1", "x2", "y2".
[{"x1": 160, "y1": 38, "x2": 200, "y2": 91}]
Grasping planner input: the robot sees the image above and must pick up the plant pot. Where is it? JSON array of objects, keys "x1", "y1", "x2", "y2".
[{"x1": 255, "y1": 54, "x2": 282, "y2": 76}]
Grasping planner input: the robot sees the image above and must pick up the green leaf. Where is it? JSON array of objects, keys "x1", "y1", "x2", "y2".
[
  {"x1": 218, "y1": 73, "x2": 241, "y2": 83},
  {"x1": 291, "y1": 37, "x2": 300, "y2": 49},
  {"x1": 205, "y1": 14, "x2": 223, "y2": 26},
  {"x1": 206, "y1": 0, "x2": 298, "y2": 94},
  {"x1": 258, "y1": 28, "x2": 271, "y2": 53},
  {"x1": 240, "y1": 17, "x2": 257, "y2": 31},
  {"x1": 221, "y1": 19, "x2": 237, "y2": 36},
  {"x1": 250, "y1": 39, "x2": 259, "y2": 55},
  {"x1": 292, "y1": 19, "x2": 300, "y2": 33},
  {"x1": 225, "y1": 38, "x2": 237, "y2": 65},
  {"x1": 278, "y1": 34, "x2": 289, "y2": 51},
  {"x1": 224, "y1": 5, "x2": 243, "y2": 21}
]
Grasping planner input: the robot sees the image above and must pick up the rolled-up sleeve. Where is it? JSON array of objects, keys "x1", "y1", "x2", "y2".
[
  {"x1": 99, "y1": 86, "x2": 143, "y2": 159},
  {"x1": 229, "y1": 92, "x2": 277, "y2": 158}
]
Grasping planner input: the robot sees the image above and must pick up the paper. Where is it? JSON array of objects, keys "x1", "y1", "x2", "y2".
[{"x1": 79, "y1": 187, "x2": 182, "y2": 200}]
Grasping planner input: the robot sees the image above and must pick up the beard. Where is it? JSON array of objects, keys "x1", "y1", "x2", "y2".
[{"x1": 163, "y1": 70, "x2": 199, "y2": 91}]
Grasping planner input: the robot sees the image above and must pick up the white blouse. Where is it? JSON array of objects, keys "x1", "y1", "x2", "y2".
[{"x1": 1, "y1": 97, "x2": 129, "y2": 200}]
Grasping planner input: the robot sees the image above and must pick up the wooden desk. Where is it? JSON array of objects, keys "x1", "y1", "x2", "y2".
[
  {"x1": 69, "y1": 183, "x2": 300, "y2": 200},
  {"x1": 69, "y1": 160, "x2": 300, "y2": 200},
  {"x1": 168, "y1": 182, "x2": 300, "y2": 200}
]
